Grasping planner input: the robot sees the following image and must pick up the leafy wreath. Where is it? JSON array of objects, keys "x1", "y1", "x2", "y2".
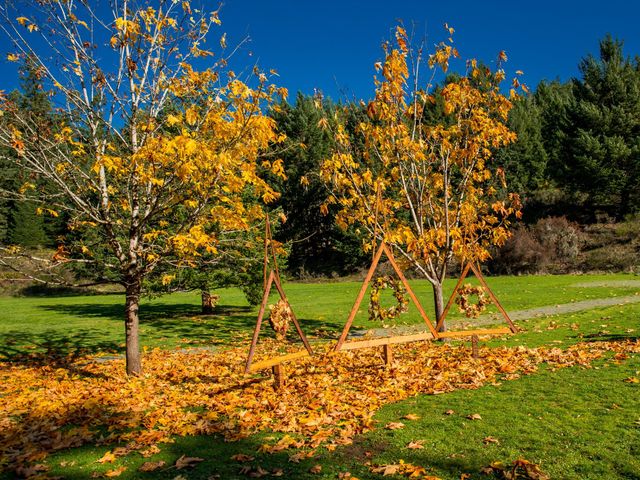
[
  {"x1": 368, "y1": 275, "x2": 409, "y2": 322},
  {"x1": 268, "y1": 299, "x2": 292, "y2": 341},
  {"x1": 455, "y1": 283, "x2": 490, "y2": 318}
]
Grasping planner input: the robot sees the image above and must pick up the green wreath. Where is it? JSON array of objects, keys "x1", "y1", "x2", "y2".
[{"x1": 368, "y1": 275, "x2": 409, "y2": 322}]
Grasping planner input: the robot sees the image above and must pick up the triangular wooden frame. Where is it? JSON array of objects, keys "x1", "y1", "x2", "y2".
[
  {"x1": 334, "y1": 241, "x2": 439, "y2": 352},
  {"x1": 244, "y1": 216, "x2": 313, "y2": 374},
  {"x1": 435, "y1": 261, "x2": 518, "y2": 335}
]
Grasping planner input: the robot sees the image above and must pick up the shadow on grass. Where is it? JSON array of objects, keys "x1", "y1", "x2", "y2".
[
  {"x1": 36, "y1": 301, "x2": 341, "y2": 344},
  {"x1": 0, "y1": 329, "x2": 120, "y2": 376},
  {"x1": 16, "y1": 284, "x2": 122, "y2": 297},
  {"x1": 2, "y1": 301, "x2": 340, "y2": 367},
  {"x1": 37, "y1": 301, "x2": 216, "y2": 322},
  {"x1": 38, "y1": 430, "x2": 496, "y2": 480},
  {"x1": 579, "y1": 332, "x2": 640, "y2": 343}
]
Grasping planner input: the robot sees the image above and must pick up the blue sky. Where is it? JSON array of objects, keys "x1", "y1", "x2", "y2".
[
  {"x1": 1, "y1": 0, "x2": 639, "y2": 101},
  {"x1": 219, "y1": 0, "x2": 640, "y2": 100}
]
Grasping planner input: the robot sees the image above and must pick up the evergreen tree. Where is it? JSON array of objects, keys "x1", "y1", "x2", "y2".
[
  {"x1": 270, "y1": 93, "x2": 368, "y2": 276},
  {"x1": 8, "y1": 200, "x2": 47, "y2": 246},
  {"x1": 1, "y1": 56, "x2": 59, "y2": 246},
  {"x1": 559, "y1": 36, "x2": 640, "y2": 217},
  {"x1": 496, "y1": 95, "x2": 548, "y2": 196}
]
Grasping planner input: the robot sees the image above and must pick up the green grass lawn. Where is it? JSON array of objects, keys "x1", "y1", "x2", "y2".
[
  {"x1": 0, "y1": 272, "x2": 638, "y2": 360},
  {"x1": 1, "y1": 273, "x2": 639, "y2": 479},
  {"x1": 28, "y1": 300, "x2": 640, "y2": 480}
]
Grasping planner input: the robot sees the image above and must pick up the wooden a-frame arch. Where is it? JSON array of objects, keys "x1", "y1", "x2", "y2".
[
  {"x1": 333, "y1": 241, "x2": 439, "y2": 364},
  {"x1": 435, "y1": 261, "x2": 518, "y2": 336},
  {"x1": 244, "y1": 215, "x2": 313, "y2": 378}
]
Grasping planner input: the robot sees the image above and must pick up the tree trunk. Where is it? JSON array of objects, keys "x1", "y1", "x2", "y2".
[
  {"x1": 124, "y1": 278, "x2": 142, "y2": 375},
  {"x1": 433, "y1": 281, "x2": 446, "y2": 332},
  {"x1": 619, "y1": 179, "x2": 631, "y2": 220},
  {"x1": 201, "y1": 290, "x2": 215, "y2": 314}
]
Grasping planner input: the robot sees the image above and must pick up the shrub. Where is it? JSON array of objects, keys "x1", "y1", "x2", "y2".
[
  {"x1": 489, "y1": 226, "x2": 547, "y2": 274},
  {"x1": 582, "y1": 246, "x2": 639, "y2": 273},
  {"x1": 490, "y1": 216, "x2": 583, "y2": 274},
  {"x1": 533, "y1": 216, "x2": 583, "y2": 261}
]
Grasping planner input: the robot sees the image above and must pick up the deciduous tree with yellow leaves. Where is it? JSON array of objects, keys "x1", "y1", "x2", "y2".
[
  {"x1": 320, "y1": 25, "x2": 522, "y2": 329},
  {"x1": 0, "y1": 0, "x2": 287, "y2": 374}
]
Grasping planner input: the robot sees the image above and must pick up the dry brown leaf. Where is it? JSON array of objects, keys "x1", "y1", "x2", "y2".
[
  {"x1": 466, "y1": 413, "x2": 482, "y2": 421},
  {"x1": 175, "y1": 455, "x2": 204, "y2": 469},
  {"x1": 138, "y1": 460, "x2": 166, "y2": 472},
  {"x1": 15, "y1": 464, "x2": 48, "y2": 477},
  {"x1": 112, "y1": 447, "x2": 129, "y2": 457},
  {"x1": 407, "y1": 440, "x2": 425, "y2": 449},
  {"x1": 104, "y1": 466, "x2": 127, "y2": 477},
  {"x1": 309, "y1": 464, "x2": 322, "y2": 474},
  {"x1": 97, "y1": 451, "x2": 117, "y2": 464},
  {"x1": 249, "y1": 466, "x2": 269, "y2": 478},
  {"x1": 140, "y1": 445, "x2": 161, "y2": 457},
  {"x1": 444, "y1": 409, "x2": 455, "y2": 415},
  {"x1": 483, "y1": 436, "x2": 500, "y2": 445},
  {"x1": 384, "y1": 421, "x2": 405, "y2": 430},
  {"x1": 231, "y1": 454, "x2": 255, "y2": 462},
  {"x1": 481, "y1": 458, "x2": 549, "y2": 480},
  {"x1": 370, "y1": 464, "x2": 400, "y2": 476},
  {"x1": 288, "y1": 452, "x2": 305, "y2": 463},
  {"x1": 402, "y1": 413, "x2": 420, "y2": 421},
  {"x1": 623, "y1": 377, "x2": 639, "y2": 383}
]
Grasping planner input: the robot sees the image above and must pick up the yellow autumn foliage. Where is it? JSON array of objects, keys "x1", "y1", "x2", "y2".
[{"x1": 321, "y1": 25, "x2": 523, "y2": 284}]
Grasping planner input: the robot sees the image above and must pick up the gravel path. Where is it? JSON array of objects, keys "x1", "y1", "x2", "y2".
[{"x1": 569, "y1": 280, "x2": 640, "y2": 288}]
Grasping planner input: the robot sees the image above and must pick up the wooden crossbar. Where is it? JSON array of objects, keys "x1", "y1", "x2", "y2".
[
  {"x1": 246, "y1": 326, "x2": 512, "y2": 374},
  {"x1": 437, "y1": 327, "x2": 512, "y2": 338},
  {"x1": 247, "y1": 350, "x2": 311, "y2": 373},
  {"x1": 339, "y1": 332, "x2": 435, "y2": 350}
]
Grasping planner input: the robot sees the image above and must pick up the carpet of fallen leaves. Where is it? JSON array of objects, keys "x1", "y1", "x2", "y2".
[{"x1": 1, "y1": 338, "x2": 639, "y2": 476}]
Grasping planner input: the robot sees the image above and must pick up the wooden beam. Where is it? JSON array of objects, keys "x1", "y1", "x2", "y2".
[
  {"x1": 469, "y1": 263, "x2": 518, "y2": 333},
  {"x1": 245, "y1": 271, "x2": 276, "y2": 374},
  {"x1": 382, "y1": 244, "x2": 438, "y2": 337},
  {"x1": 273, "y1": 276, "x2": 313, "y2": 355},
  {"x1": 247, "y1": 350, "x2": 311, "y2": 373},
  {"x1": 334, "y1": 242, "x2": 387, "y2": 350},
  {"x1": 339, "y1": 331, "x2": 435, "y2": 350},
  {"x1": 437, "y1": 327, "x2": 512, "y2": 339}
]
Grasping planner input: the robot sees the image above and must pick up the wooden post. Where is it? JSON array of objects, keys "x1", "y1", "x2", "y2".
[
  {"x1": 382, "y1": 344, "x2": 393, "y2": 366},
  {"x1": 272, "y1": 364, "x2": 285, "y2": 389},
  {"x1": 471, "y1": 334, "x2": 479, "y2": 359},
  {"x1": 201, "y1": 290, "x2": 216, "y2": 314}
]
